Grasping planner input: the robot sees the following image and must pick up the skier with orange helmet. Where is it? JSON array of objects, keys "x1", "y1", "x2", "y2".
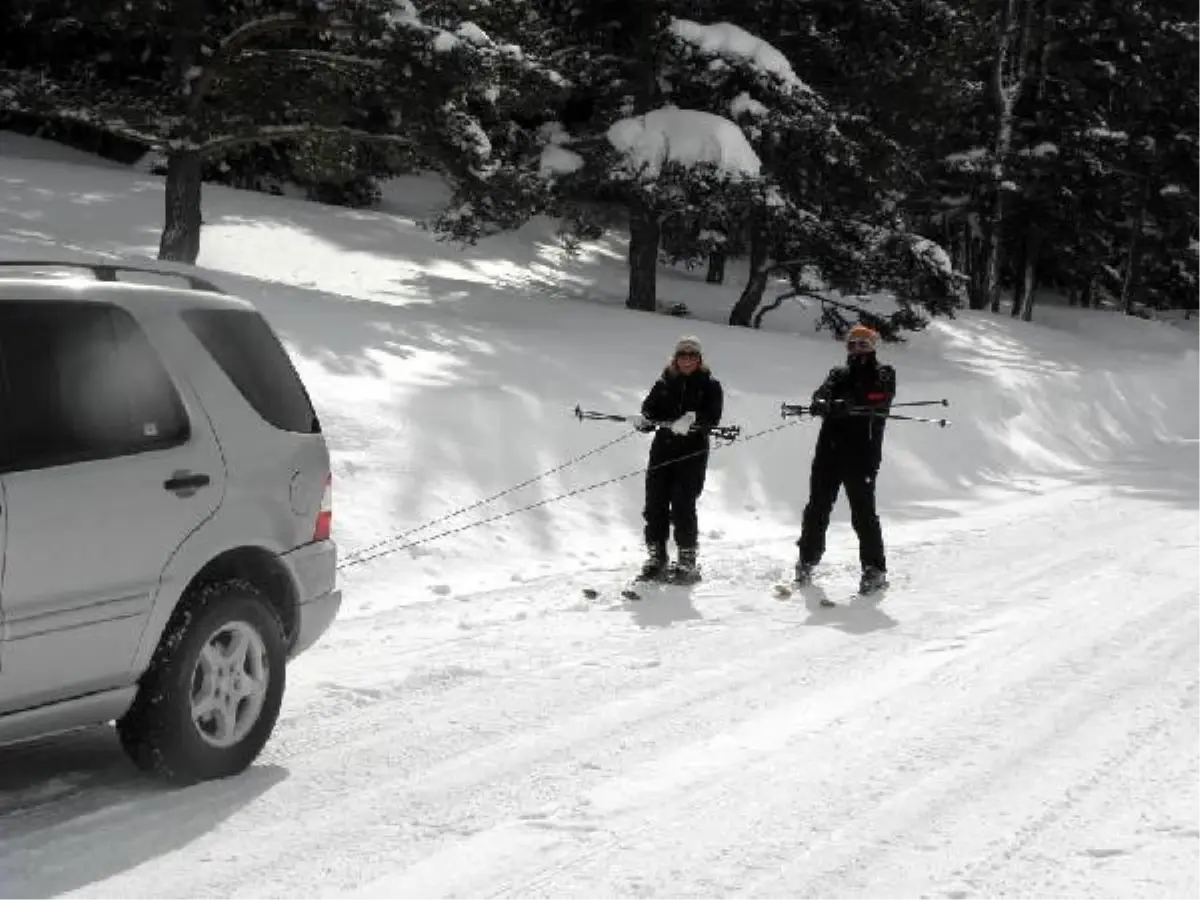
[{"x1": 795, "y1": 323, "x2": 895, "y2": 594}]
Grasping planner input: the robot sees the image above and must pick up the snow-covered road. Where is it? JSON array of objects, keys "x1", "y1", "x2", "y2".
[{"x1": 1, "y1": 481, "x2": 1196, "y2": 899}]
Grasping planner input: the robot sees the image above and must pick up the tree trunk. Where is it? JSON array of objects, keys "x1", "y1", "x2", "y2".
[
  {"x1": 1010, "y1": 224, "x2": 1028, "y2": 317},
  {"x1": 967, "y1": 219, "x2": 988, "y2": 309},
  {"x1": 622, "y1": 0, "x2": 663, "y2": 313},
  {"x1": 976, "y1": 0, "x2": 1033, "y2": 311},
  {"x1": 626, "y1": 200, "x2": 660, "y2": 311},
  {"x1": 728, "y1": 219, "x2": 770, "y2": 327},
  {"x1": 706, "y1": 251, "x2": 726, "y2": 284},
  {"x1": 159, "y1": 0, "x2": 204, "y2": 264},
  {"x1": 158, "y1": 150, "x2": 203, "y2": 263},
  {"x1": 984, "y1": 187, "x2": 1010, "y2": 312},
  {"x1": 1018, "y1": 229, "x2": 1040, "y2": 321},
  {"x1": 1080, "y1": 275, "x2": 1093, "y2": 308},
  {"x1": 1121, "y1": 177, "x2": 1151, "y2": 316}
]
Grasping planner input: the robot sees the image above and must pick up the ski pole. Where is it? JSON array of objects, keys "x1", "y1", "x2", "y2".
[
  {"x1": 780, "y1": 402, "x2": 815, "y2": 419},
  {"x1": 889, "y1": 399, "x2": 949, "y2": 409},
  {"x1": 573, "y1": 405, "x2": 629, "y2": 423},
  {"x1": 574, "y1": 405, "x2": 742, "y2": 441},
  {"x1": 854, "y1": 410, "x2": 951, "y2": 427},
  {"x1": 843, "y1": 408, "x2": 951, "y2": 427},
  {"x1": 780, "y1": 402, "x2": 949, "y2": 427}
]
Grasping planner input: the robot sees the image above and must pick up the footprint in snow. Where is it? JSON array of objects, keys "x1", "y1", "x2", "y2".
[{"x1": 1083, "y1": 848, "x2": 1130, "y2": 859}]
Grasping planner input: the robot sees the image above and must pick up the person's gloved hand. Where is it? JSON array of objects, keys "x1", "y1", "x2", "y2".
[
  {"x1": 670, "y1": 411, "x2": 696, "y2": 435},
  {"x1": 811, "y1": 399, "x2": 847, "y2": 418},
  {"x1": 631, "y1": 415, "x2": 655, "y2": 433}
]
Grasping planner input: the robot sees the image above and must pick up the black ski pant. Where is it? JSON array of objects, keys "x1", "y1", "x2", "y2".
[
  {"x1": 797, "y1": 454, "x2": 886, "y2": 572},
  {"x1": 643, "y1": 446, "x2": 708, "y2": 550}
]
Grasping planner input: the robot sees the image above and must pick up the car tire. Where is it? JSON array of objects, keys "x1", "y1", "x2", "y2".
[{"x1": 117, "y1": 578, "x2": 287, "y2": 785}]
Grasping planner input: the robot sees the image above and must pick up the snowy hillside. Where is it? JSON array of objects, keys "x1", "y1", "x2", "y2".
[{"x1": 0, "y1": 137, "x2": 1197, "y2": 899}]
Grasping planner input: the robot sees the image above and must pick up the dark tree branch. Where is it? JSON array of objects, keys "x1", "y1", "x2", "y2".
[
  {"x1": 190, "y1": 13, "x2": 356, "y2": 109},
  {"x1": 199, "y1": 124, "x2": 413, "y2": 158},
  {"x1": 239, "y1": 48, "x2": 383, "y2": 71}
]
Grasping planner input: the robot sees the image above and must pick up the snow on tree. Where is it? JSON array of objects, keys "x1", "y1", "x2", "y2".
[
  {"x1": 425, "y1": 4, "x2": 784, "y2": 312},
  {"x1": 605, "y1": 107, "x2": 762, "y2": 180},
  {"x1": 0, "y1": 0, "x2": 562, "y2": 264},
  {"x1": 666, "y1": 19, "x2": 813, "y2": 95},
  {"x1": 655, "y1": 14, "x2": 950, "y2": 328}
]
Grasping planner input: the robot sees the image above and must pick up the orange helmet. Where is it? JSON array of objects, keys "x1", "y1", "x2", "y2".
[{"x1": 846, "y1": 324, "x2": 879, "y2": 351}]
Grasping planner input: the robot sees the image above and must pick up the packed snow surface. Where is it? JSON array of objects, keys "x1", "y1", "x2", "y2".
[{"x1": 0, "y1": 133, "x2": 1196, "y2": 899}]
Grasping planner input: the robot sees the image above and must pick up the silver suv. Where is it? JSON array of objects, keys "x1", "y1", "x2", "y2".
[{"x1": 0, "y1": 260, "x2": 341, "y2": 784}]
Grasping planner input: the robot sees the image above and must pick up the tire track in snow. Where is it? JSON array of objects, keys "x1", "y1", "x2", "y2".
[
  {"x1": 2, "y1": 487, "x2": 1193, "y2": 899},
  {"x1": 979, "y1": 678, "x2": 1199, "y2": 899},
  {"x1": 338, "y1": 498, "x2": 1196, "y2": 899},
  {"x1": 267, "y1": 496, "x2": 1156, "y2": 897},
  {"x1": 764, "y1": 578, "x2": 1198, "y2": 898}
]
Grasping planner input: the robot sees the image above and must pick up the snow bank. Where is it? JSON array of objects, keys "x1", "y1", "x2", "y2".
[
  {"x1": 0, "y1": 143, "x2": 1194, "y2": 606},
  {"x1": 607, "y1": 107, "x2": 762, "y2": 179},
  {"x1": 0, "y1": 129, "x2": 138, "y2": 169},
  {"x1": 670, "y1": 19, "x2": 811, "y2": 93}
]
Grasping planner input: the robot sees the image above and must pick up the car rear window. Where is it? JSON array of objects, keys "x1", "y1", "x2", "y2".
[{"x1": 181, "y1": 308, "x2": 321, "y2": 434}]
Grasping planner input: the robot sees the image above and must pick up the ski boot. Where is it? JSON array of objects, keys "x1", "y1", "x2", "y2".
[
  {"x1": 794, "y1": 558, "x2": 815, "y2": 586},
  {"x1": 671, "y1": 546, "x2": 701, "y2": 584},
  {"x1": 858, "y1": 566, "x2": 888, "y2": 595},
  {"x1": 638, "y1": 542, "x2": 668, "y2": 582}
]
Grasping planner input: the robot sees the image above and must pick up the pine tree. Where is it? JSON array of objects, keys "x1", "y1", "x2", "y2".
[{"x1": 0, "y1": 0, "x2": 560, "y2": 264}]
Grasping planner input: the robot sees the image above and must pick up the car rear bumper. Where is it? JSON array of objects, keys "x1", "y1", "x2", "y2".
[
  {"x1": 291, "y1": 586, "x2": 342, "y2": 658},
  {"x1": 279, "y1": 539, "x2": 342, "y2": 657}
]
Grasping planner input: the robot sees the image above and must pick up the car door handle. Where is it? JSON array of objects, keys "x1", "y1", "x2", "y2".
[{"x1": 164, "y1": 471, "x2": 211, "y2": 494}]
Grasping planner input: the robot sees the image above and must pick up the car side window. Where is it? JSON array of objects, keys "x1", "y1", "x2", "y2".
[{"x1": 0, "y1": 300, "x2": 190, "y2": 472}]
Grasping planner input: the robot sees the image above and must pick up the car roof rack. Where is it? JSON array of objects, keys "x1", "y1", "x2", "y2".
[{"x1": 0, "y1": 260, "x2": 226, "y2": 294}]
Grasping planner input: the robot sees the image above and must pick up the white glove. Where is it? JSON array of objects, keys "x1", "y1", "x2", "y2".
[
  {"x1": 670, "y1": 411, "x2": 696, "y2": 435},
  {"x1": 631, "y1": 414, "x2": 653, "y2": 432}
]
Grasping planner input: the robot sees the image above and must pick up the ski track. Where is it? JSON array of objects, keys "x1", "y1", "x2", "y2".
[{"x1": 0, "y1": 484, "x2": 1196, "y2": 899}]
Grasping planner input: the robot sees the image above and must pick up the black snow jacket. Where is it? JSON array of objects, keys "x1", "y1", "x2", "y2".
[
  {"x1": 641, "y1": 366, "x2": 724, "y2": 462},
  {"x1": 811, "y1": 357, "x2": 896, "y2": 473}
]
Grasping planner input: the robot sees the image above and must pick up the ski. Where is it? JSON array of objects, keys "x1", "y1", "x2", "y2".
[
  {"x1": 773, "y1": 568, "x2": 836, "y2": 606},
  {"x1": 774, "y1": 582, "x2": 837, "y2": 606},
  {"x1": 621, "y1": 572, "x2": 665, "y2": 601},
  {"x1": 578, "y1": 573, "x2": 659, "y2": 602},
  {"x1": 581, "y1": 565, "x2": 701, "y2": 602}
]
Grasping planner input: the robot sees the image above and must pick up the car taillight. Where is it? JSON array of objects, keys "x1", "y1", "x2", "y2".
[{"x1": 314, "y1": 474, "x2": 333, "y2": 542}]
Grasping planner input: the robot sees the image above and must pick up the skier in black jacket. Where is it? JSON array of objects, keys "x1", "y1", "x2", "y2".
[
  {"x1": 796, "y1": 323, "x2": 896, "y2": 594},
  {"x1": 633, "y1": 336, "x2": 724, "y2": 582}
]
